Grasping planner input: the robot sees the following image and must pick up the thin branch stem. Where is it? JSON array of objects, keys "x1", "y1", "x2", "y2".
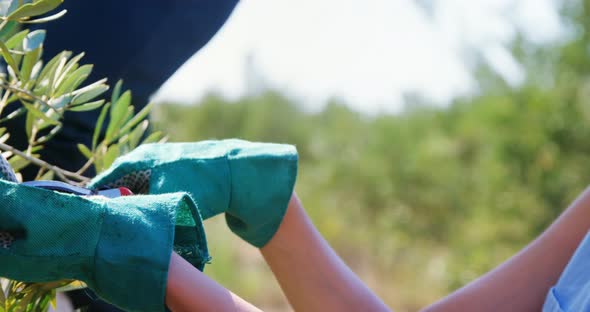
[
  {"x1": 34, "y1": 124, "x2": 62, "y2": 145},
  {"x1": 0, "y1": 106, "x2": 25, "y2": 124},
  {"x1": 34, "y1": 166, "x2": 46, "y2": 180},
  {"x1": 0, "y1": 89, "x2": 11, "y2": 117},
  {"x1": 0, "y1": 19, "x2": 9, "y2": 32},
  {"x1": 75, "y1": 155, "x2": 95, "y2": 176},
  {"x1": 0, "y1": 142, "x2": 90, "y2": 185},
  {"x1": 0, "y1": 83, "x2": 60, "y2": 115},
  {"x1": 27, "y1": 125, "x2": 37, "y2": 155},
  {"x1": 8, "y1": 49, "x2": 24, "y2": 55}
]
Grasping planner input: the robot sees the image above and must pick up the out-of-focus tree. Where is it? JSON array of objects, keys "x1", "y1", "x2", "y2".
[{"x1": 155, "y1": 0, "x2": 590, "y2": 309}]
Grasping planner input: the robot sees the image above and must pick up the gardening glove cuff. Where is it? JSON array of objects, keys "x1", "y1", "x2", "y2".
[
  {"x1": 93, "y1": 192, "x2": 209, "y2": 311},
  {"x1": 224, "y1": 140, "x2": 298, "y2": 247}
]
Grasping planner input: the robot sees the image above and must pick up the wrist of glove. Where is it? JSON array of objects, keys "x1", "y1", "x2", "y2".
[
  {"x1": 90, "y1": 139, "x2": 298, "y2": 247},
  {"x1": 0, "y1": 179, "x2": 208, "y2": 312}
]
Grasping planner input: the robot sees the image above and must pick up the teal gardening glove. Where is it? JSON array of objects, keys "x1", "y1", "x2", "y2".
[
  {"x1": 0, "y1": 179, "x2": 209, "y2": 312},
  {"x1": 90, "y1": 139, "x2": 298, "y2": 247}
]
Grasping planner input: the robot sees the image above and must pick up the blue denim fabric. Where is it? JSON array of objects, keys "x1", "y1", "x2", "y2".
[
  {"x1": 6, "y1": 0, "x2": 238, "y2": 178},
  {"x1": 543, "y1": 231, "x2": 590, "y2": 311}
]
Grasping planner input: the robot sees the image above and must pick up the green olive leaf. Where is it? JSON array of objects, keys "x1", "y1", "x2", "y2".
[
  {"x1": 77, "y1": 143, "x2": 92, "y2": 159},
  {"x1": 5, "y1": 29, "x2": 29, "y2": 49},
  {"x1": 105, "y1": 90, "x2": 131, "y2": 141},
  {"x1": 71, "y1": 83, "x2": 107, "y2": 105},
  {"x1": 0, "y1": 40, "x2": 20, "y2": 77},
  {"x1": 7, "y1": 0, "x2": 62, "y2": 20},
  {"x1": 22, "y1": 29, "x2": 45, "y2": 52},
  {"x1": 70, "y1": 99, "x2": 104, "y2": 112}
]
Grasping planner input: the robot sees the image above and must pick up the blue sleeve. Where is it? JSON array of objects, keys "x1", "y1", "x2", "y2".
[{"x1": 543, "y1": 230, "x2": 590, "y2": 311}]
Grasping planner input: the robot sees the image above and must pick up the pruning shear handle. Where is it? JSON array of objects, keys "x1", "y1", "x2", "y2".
[{"x1": 22, "y1": 180, "x2": 133, "y2": 198}]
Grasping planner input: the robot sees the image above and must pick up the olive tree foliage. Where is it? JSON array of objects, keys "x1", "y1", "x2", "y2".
[
  {"x1": 0, "y1": 0, "x2": 163, "y2": 310},
  {"x1": 0, "y1": 0, "x2": 163, "y2": 184}
]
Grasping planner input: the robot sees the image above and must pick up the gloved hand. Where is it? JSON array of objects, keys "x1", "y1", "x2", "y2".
[
  {"x1": 0, "y1": 179, "x2": 209, "y2": 312},
  {"x1": 90, "y1": 139, "x2": 298, "y2": 247}
]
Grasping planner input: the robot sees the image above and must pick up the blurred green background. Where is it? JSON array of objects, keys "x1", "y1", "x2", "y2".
[{"x1": 152, "y1": 2, "x2": 590, "y2": 311}]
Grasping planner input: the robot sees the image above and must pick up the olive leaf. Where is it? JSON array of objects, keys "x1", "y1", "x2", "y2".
[{"x1": 7, "y1": 0, "x2": 62, "y2": 20}]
